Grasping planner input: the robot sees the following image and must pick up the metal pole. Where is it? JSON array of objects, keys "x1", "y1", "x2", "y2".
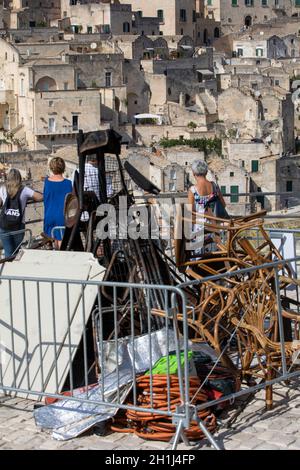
[
  {"x1": 274, "y1": 267, "x2": 288, "y2": 376},
  {"x1": 196, "y1": 415, "x2": 221, "y2": 450}
]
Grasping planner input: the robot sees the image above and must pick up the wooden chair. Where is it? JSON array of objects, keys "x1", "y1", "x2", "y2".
[{"x1": 215, "y1": 277, "x2": 300, "y2": 409}]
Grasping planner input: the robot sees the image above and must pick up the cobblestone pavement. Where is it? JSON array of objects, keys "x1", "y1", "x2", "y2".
[{"x1": 1, "y1": 380, "x2": 300, "y2": 450}]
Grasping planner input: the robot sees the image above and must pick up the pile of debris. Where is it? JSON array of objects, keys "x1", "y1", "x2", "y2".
[
  {"x1": 32, "y1": 130, "x2": 300, "y2": 439},
  {"x1": 1, "y1": 129, "x2": 299, "y2": 445}
]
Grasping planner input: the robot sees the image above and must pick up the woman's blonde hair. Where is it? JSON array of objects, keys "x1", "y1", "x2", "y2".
[
  {"x1": 6, "y1": 168, "x2": 22, "y2": 198},
  {"x1": 49, "y1": 157, "x2": 66, "y2": 175}
]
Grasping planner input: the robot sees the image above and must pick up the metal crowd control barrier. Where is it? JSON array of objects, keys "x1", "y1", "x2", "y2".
[
  {"x1": 177, "y1": 256, "x2": 300, "y2": 450},
  {"x1": 0, "y1": 276, "x2": 197, "y2": 449},
  {"x1": 0, "y1": 258, "x2": 300, "y2": 449},
  {"x1": 0, "y1": 228, "x2": 33, "y2": 259},
  {"x1": 50, "y1": 226, "x2": 65, "y2": 240}
]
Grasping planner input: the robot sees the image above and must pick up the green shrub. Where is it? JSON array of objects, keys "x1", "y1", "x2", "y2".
[{"x1": 159, "y1": 137, "x2": 222, "y2": 155}]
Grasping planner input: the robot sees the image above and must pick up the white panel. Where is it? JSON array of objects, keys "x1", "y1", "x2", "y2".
[{"x1": 0, "y1": 250, "x2": 105, "y2": 399}]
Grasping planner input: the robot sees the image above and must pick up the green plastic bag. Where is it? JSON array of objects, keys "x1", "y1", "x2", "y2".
[{"x1": 146, "y1": 351, "x2": 193, "y2": 375}]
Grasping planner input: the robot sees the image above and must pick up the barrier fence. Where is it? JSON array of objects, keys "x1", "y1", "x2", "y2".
[
  {"x1": 0, "y1": 276, "x2": 197, "y2": 447},
  {"x1": 177, "y1": 256, "x2": 300, "y2": 449},
  {"x1": 0, "y1": 256, "x2": 300, "y2": 449}
]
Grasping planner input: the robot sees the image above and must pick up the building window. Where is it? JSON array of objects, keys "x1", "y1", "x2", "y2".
[
  {"x1": 87, "y1": 26, "x2": 93, "y2": 34},
  {"x1": 20, "y1": 78, "x2": 25, "y2": 96},
  {"x1": 102, "y1": 25, "x2": 110, "y2": 34},
  {"x1": 256, "y1": 48, "x2": 264, "y2": 56},
  {"x1": 230, "y1": 185, "x2": 239, "y2": 203},
  {"x1": 123, "y1": 22, "x2": 130, "y2": 33},
  {"x1": 232, "y1": 0, "x2": 238, "y2": 5},
  {"x1": 64, "y1": 82, "x2": 68, "y2": 90},
  {"x1": 48, "y1": 117, "x2": 56, "y2": 133},
  {"x1": 220, "y1": 186, "x2": 226, "y2": 195},
  {"x1": 72, "y1": 115, "x2": 79, "y2": 131},
  {"x1": 261, "y1": 0, "x2": 267, "y2": 6},
  {"x1": 214, "y1": 27, "x2": 220, "y2": 38},
  {"x1": 193, "y1": 10, "x2": 196, "y2": 22},
  {"x1": 157, "y1": 9, "x2": 164, "y2": 22},
  {"x1": 49, "y1": 100, "x2": 53, "y2": 107},
  {"x1": 286, "y1": 181, "x2": 293, "y2": 192},
  {"x1": 275, "y1": 79, "x2": 280, "y2": 86},
  {"x1": 169, "y1": 182, "x2": 176, "y2": 191},
  {"x1": 245, "y1": 0, "x2": 254, "y2": 5},
  {"x1": 237, "y1": 48, "x2": 243, "y2": 56},
  {"x1": 105, "y1": 72, "x2": 112, "y2": 87},
  {"x1": 179, "y1": 9, "x2": 187, "y2": 22},
  {"x1": 170, "y1": 169, "x2": 177, "y2": 180},
  {"x1": 251, "y1": 160, "x2": 259, "y2": 172},
  {"x1": 230, "y1": 172, "x2": 235, "y2": 177}
]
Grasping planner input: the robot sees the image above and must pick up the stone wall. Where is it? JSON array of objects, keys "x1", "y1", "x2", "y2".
[
  {"x1": 68, "y1": 53, "x2": 124, "y2": 88},
  {"x1": 0, "y1": 149, "x2": 50, "y2": 186},
  {"x1": 123, "y1": 124, "x2": 192, "y2": 146},
  {"x1": 277, "y1": 155, "x2": 300, "y2": 208}
]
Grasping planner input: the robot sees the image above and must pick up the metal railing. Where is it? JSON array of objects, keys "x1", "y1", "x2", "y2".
[
  {"x1": 0, "y1": 228, "x2": 33, "y2": 260},
  {"x1": 0, "y1": 256, "x2": 300, "y2": 448},
  {"x1": 0, "y1": 275, "x2": 193, "y2": 447},
  {"x1": 177, "y1": 256, "x2": 300, "y2": 449}
]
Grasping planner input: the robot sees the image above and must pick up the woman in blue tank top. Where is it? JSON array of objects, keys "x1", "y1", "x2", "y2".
[{"x1": 43, "y1": 157, "x2": 72, "y2": 248}]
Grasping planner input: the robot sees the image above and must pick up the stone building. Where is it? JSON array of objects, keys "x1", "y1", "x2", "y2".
[
  {"x1": 113, "y1": 35, "x2": 157, "y2": 60},
  {"x1": 59, "y1": 0, "x2": 134, "y2": 35},
  {"x1": 208, "y1": 154, "x2": 250, "y2": 215},
  {"x1": 283, "y1": 34, "x2": 300, "y2": 58},
  {"x1": 0, "y1": 37, "x2": 127, "y2": 151},
  {"x1": 218, "y1": 85, "x2": 295, "y2": 163},
  {"x1": 57, "y1": 0, "x2": 160, "y2": 35},
  {"x1": 202, "y1": 0, "x2": 295, "y2": 33},
  {"x1": 123, "y1": 45, "x2": 215, "y2": 122},
  {"x1": 233, "y1": 34, "x2": 287, "y2": 59},
  {"x1": 195, "y1": 17, "x2": 221, "y2": 46},
  {"x1": 126, "y1": 149, "x2": 187, "y2": 192},
  {"x1": 5, "y1": 0, "x2": 61, "y2": 29},
  {"x1": 118, "y1": 0, "x2": 197, "y2": 38},
  {"x1": 277, "y1": 154, "x2": 300, "y2": 209}
]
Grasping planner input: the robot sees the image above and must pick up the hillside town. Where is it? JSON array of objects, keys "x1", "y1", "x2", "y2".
[{"x1": 0, "y1": 0, "x2": 300, "y2": 455}]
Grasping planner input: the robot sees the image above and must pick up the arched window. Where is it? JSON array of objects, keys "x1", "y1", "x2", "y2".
[
  {"x1": 123, "y1": 22, "x2": 130, "y2": 33},
  {"x1": 35, "y1": 76, "x2": 57, "y2": 92},
  {"x1": 214, "y1": 27, "x2": 220, "y2": 38},
  {"x1": 245, "y1": 16, "x2": 252, "y2": 27},
  {"x1": 20, "y1": 77, "x2": 25, "y2": 96}
]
